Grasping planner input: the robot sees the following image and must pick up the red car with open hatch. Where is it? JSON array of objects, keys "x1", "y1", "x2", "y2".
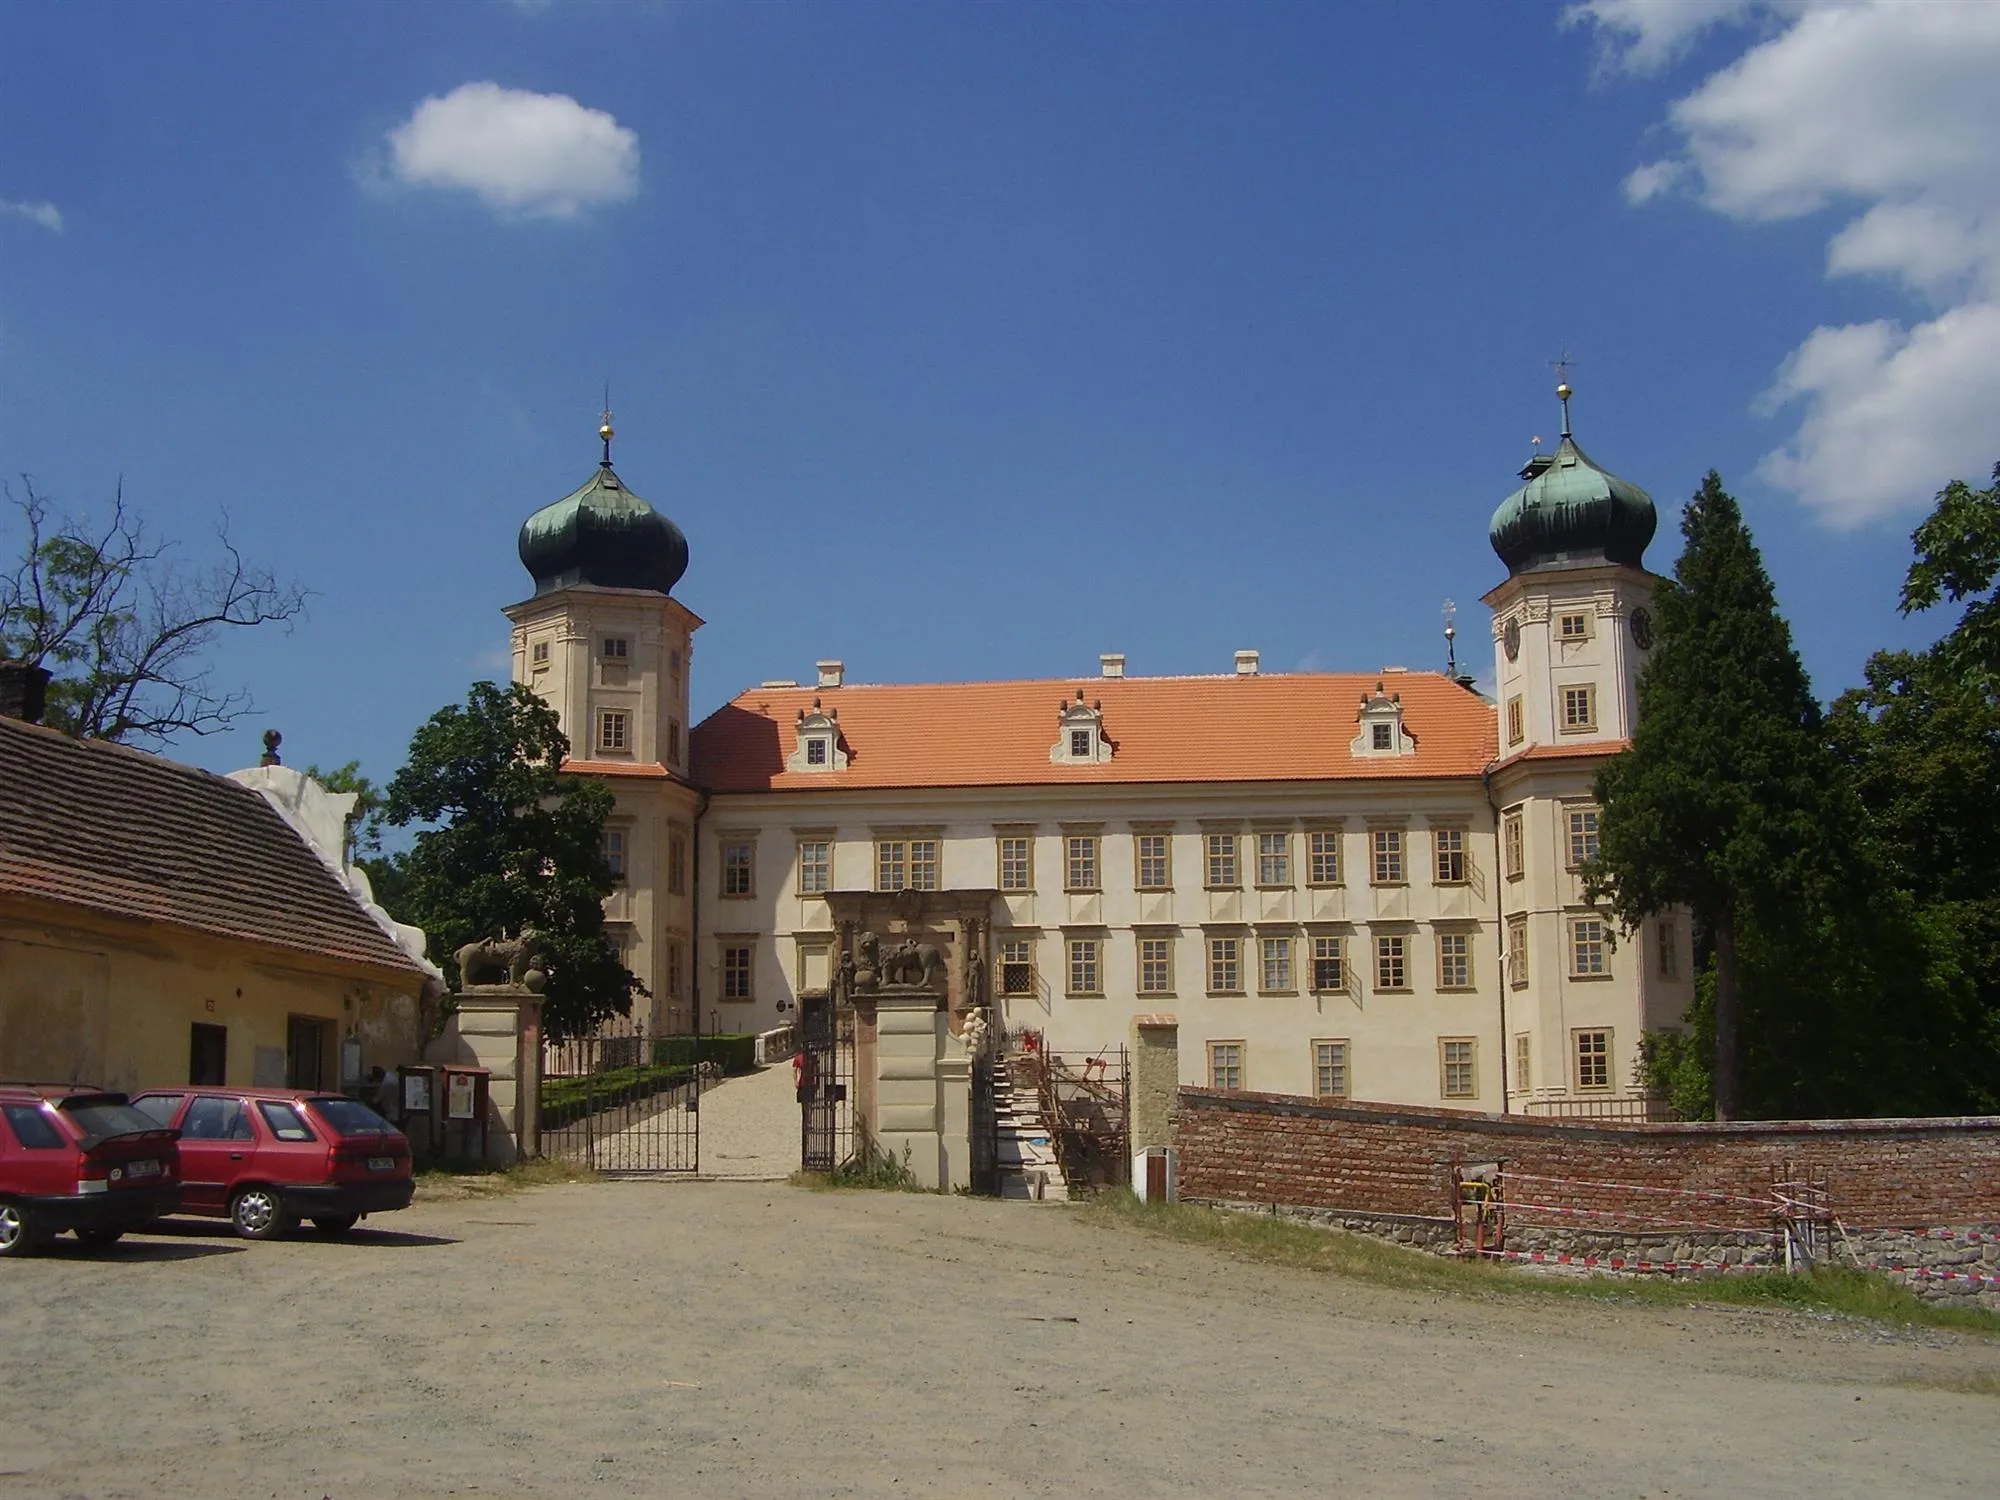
[{"x1": 130, "y1": 1087, "x2": 412, "y2": 1239}]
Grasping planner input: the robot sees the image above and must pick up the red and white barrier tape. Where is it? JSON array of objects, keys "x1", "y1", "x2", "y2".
[
  {"x1": 1885, "y1": 1265, "x2": 2000, "y2": 1289},
  {"x1": 1471, "y1": 1248, "x2": 2000, "y2": 1289}
]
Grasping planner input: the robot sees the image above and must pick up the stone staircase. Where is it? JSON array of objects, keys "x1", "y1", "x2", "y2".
[{"x1": 994, "y1": 1067, "x2": 1069, "y2": 1201}]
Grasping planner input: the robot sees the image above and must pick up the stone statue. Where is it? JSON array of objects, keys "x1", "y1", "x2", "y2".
[
  {"x1": 455, "y1": 929, "x2": 549, "y2": 991},
  {"x1": 960, "y1": 1005, "x2": 993, "y2": 1060},
  {"x1": 880, "y1": 938, "x2": 949, "y2": 989},
  {"x1": 854, "y1": 931, "x2": 881, "y2": 993},
  {"x1": 965, "y1": 946, "x2": 986, "y2": 1009}
]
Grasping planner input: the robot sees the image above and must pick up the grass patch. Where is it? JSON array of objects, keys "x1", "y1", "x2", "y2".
[
  {"x1": 414, "y1": 1156, "x2": 599, "y2": 1201},
  {"x1": 790, "y1": 1141, "x2": 925, "y2": 1193},
  {"x1": 1896, "y1": 1370, "x2": 2000, "y2": 1398},
  {"x1": 1075, "y1": 1193, "x2": 2000, "y2": 1336}
]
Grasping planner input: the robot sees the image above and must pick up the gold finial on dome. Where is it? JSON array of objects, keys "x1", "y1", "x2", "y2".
[
  {"x1": 1549, "y1": 350, "x2": 1578, "y2": 438},
  {"x1": 598, "y1": 386, "x2": 615, "y2": 467}
]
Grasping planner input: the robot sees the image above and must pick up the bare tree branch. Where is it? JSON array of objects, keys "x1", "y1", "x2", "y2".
[{"x1": 0, "y1": 477, "x2": 309, "y2": 745}]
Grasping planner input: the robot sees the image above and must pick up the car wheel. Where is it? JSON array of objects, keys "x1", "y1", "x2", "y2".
[
  {"x1": 310, "y1": 1214, "x2": 360, "y2": 1236},
  {"x1": 229, "y1": 1186, "x2": 295, "y2": 1240},
  {"x1": 0, "y1": 1201, "x2": 44, "y2": 1257},
  {"x1": 75, "y1": 1228, "x2": 125, "y2": 1249}
]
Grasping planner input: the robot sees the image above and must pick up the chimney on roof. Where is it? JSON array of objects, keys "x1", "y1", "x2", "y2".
[
  {"x1": 1234, "y1": 649, "x2": 1260, "y2": 677},
  {"x1": 816, "y1": 659, "x2": 845, "y2": 689},
  {"x1": 1100, "y1": 653, "x2": 1126, "y2": 679},
  {"x1": 0, "y1": 660, "x2": 51, "y2": 724}
]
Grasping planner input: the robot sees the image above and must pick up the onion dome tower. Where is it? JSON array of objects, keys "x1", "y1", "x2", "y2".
[
  {"x1": 1488, "y1": 381, "x2": 1656, "y2": 576},
  {"x1": 517, "y1": 414, "x2": 690, "y2": 596}
]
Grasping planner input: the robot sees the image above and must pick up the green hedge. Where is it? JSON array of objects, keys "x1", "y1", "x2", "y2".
[
  {"x1": 651, "y1": 1033, "x2": 760, "y2": 1075},
  {"x1": 539, "y1": 1063, "x2": 693, "y2": 1130}
]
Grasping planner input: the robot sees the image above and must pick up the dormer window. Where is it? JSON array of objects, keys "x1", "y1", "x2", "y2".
[
  {"x1": 787, "y1": 698, "x2": 849, "y2": 772},
  {"x1": 1351, "y1": 682, "x2": 1416, "y2": 758},
  {"x1": 1051, "y1": 689, "x2": 1113, "y2": 765}
]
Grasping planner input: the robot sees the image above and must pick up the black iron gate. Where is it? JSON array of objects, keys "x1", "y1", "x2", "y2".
[
  {"x1": 540, "y1": 1019, "x2": 699, "y2": 1175},
  {"x1": 798, "y1": 993, "x2": 853, "y2": 1173},
  {"x1": 970, "y1": 1054, "x2": 1000, "y2": 1195}
]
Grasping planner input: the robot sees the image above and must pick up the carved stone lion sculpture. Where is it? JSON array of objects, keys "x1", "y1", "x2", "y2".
[
  {"x1": 455, "y1": 929, "x2": 549, "y2": 991},
  {"x1": 881, "y1": 939, "x2": 948, "y2": 989}
]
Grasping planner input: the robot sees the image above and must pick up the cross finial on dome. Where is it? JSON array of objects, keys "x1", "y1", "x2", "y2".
[
  {"x1": 598, "y1": 385, "x2": 615, "y2": 468},
  {"x1": 1549, "y1": 350, "x2": 1578, "y2": 438}
]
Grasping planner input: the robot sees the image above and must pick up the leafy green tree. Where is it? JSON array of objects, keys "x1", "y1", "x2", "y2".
[
  {"x1": 301, "y1": 760, "x2": 388, "y2": 862},
  {"x1": 1587, "y1": 473, "x2": 1850, "y2": 1120},
  {"x1": 382, "y1": 681, "x2": 642, "y2": 1041},
  {"x1": 0, "y1": 478, "x2": 306, "y2": 744},
  {"x1": 1900, "y1": 462, "x2": 2000, "y2": 675}
]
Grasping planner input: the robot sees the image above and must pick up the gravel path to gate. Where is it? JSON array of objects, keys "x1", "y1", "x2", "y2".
[{"x1": 2, "y1": 1181, "x2": 1996, "y2": 1498}]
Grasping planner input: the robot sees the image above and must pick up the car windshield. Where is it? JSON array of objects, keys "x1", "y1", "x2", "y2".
[
  {"x1": 310, "y1": 1097, "x2": 398, "y2": 1137},
  {"x1": 60, "y1": 1098, "x2": 167, "y2": 1142}
]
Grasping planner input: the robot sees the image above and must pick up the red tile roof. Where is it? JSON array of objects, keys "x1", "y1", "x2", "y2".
[
  {"x1": 0, "y1": 716, "x2": 427, "y2": 978},
  {"x1": 692, "y1": 671, "x2": 1498, "y2": 794},
  {"x1": 1489, "y1": 739, "x2": 1630, "y2": 774}
]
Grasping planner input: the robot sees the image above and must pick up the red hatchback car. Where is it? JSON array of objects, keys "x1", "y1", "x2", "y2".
[
  {"x1": 0, "y1": 1084, "x2": 182, "y2": 1256},
  {"x1": 130, "y1": 1087, "x2": 413, "y2": 1239}
]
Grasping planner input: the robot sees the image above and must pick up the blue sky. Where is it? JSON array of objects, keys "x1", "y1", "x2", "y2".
[{"x1": 3, "y1": 1, "x2": 1995, "y2": 785}]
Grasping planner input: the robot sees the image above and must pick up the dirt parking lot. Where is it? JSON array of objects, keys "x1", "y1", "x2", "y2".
[{"x1": 2, "y1": 1179, "x2": 1996, "y2": 1498}]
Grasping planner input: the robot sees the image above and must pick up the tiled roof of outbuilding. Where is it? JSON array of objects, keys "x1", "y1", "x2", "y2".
[
  {"x1": 691, "y1": 671, "x2": 1498, "y2": 793},
  {"x1": 0, "y1": 716, "x2": 426, "y2": 977}
]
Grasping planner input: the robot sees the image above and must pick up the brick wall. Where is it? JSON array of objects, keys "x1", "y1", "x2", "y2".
[{"x1": 1172, "y1": 1089, "x2": 2000, "y2": 1228}]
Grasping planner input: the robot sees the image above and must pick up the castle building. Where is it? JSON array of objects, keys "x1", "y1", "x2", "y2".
[{"x1": 507, "y1": 389, "x2": 1691, "y2": 1113}]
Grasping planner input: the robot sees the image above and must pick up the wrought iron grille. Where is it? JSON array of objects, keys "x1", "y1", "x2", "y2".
[
  {"x1": 798, "y1": 993, "x2": 853, "y2": 1173},
  {"x1": 540, "y1": 1017, "x2": 699, "y2": 1175}
]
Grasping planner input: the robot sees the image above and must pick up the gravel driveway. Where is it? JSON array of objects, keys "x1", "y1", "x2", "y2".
[{"x1": 2, "y1": 1179, "x2": 1995, "y2": 1497}]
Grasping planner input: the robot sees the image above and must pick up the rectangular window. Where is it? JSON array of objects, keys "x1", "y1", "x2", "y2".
[
  {"x1": 1205, "y1": 833, "x2": 1239, "y2": 888},
  {"x1": 1207, "y1": 936, "x2": 1242, "y2": 994},
  {"x1": 1558, "y1": 612, "x2": 1590, "y2": 642},
  {"x1": 601, "y1": 636, "x2": 630, "y2": 660},
  {"x1": 603, "y1": 827, "x2": 627, "y2": 882},
  {"x1": 1313, "y1": 1040, "x2": 1350, "y2": 1099},
  {"x1": 797, "y1": 840, "x2": 830, "y2": 895},
  {"x1": 666, "y1": 940, "x2": 683, "y2": 1002},
  {"x1": 1135, "y1": 833, "x2": 1171, "y2": 890},
  {"x1": 669, "y1": 647, "x2": 682, "y2": 684},
  {"x1": 598, "y1": 710, "x2": 629, "y2": 753},
  {"x1": 1439, "y1": 1038, "x2": 1478, "y2": 1100},
  {"x1": 876, "y1": 841, "x2": 907, "y2": 891},
  {"x1": 1562, "y1": 684, "x2": 1597, "y2": 732},
  {"x1": 1574, "y1": 1029, "x2": 1612, "y2": 1091},
  {"x1": 1069, "y1": 728, "x2": 1092, "y2": 758},
  {"x1": 188, "y1": 1023, "x2": 227, "y2": 1086},
  {"x1": 1208, "y1": 1041, "x2": 1244, "y2": 1091},
  {"x1": 1065, "y1": 835, "x2": 1100, "y2": 892},
  {"x1": 721, "y1": 841, "x2": 755, "y2": 898},
  {"x1": 1066, "y1": 938, "x2": 1102, "y2": 996},
  {"x1": 721, "y1": 944, "x2": 754, "y2": 1001},
  {"x1": 1503, "y1": 809, "x2": 1524, "y2": 879},
  {"x1": 1514, "y1": 1032, "x2": 1532, "y2": 1094},
  {"x1": 1571, "y1": 917, "x2": 1607, "y2": 977},
  {"x1": 286, "y1": 1016, "x2": 328, "y2": 1090},
  {"x1": 1371, "y1": 829, "x2": 1404, "y2": 884},
  {"x1": 1567, "y1": 807, "x2": 1600, "y2": 868},
  {"x1": 1507, "y1": 914, "x2": 1528, "y2": 988},
  {"x1": 1256, "y1": 832, "x2": 1291, "y2": 887},
  {"x1": 1137, "y1": 936, "x2": 1173, "y2": 995},
  {"x1": 1311, "y1": 935, "x2": 1344, "y2": 992},
  {"x1": 531, "y1": 640, "x2": 550, "y2": 665},
  {"x1": 1372, "y1": 722, "x2": 1393, "y2": 750},
  {"x1": 997, "y1": 836, "x2": 1033, "y2": 892},
  {"x1": 1657, "y1": 919, "x2": 1679, "y2": 980},
  {"x1": 667, "y1": 719, "x2": 682, "y2": 765},
  {"x1": 1434, "y1": 828, "x2": 1466, "y2": 884},
  {"x1": 1259, "y1": 935, "x2": 1293, "y2": 992},
  {"x1": 999, "y1": 937, "x2": 1035, "y2": 997},
  {"x1": 668, "y1": 830, "x2": 688, "y2": 896},
  {"x1": 1375, "y1": 934, "x2": 1407, "y2": 991},
  {"x1": 1506, "y1": 695, "x2": 1524, "y2": 746},
  {"x1": 805, "y1": 737, "x2": 828, "y2": 765},
  {"x1": 1307, "y1": 830, "x2": 1342, "y2": 886},
  {"x1": 908, "y1": 839, "x2": 940, "y2": 892},
  {"x1": 1437, "y1": 932, "x2": 1472, "y2": 989}
]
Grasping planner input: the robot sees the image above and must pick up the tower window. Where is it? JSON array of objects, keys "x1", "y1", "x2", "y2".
[
  {"x1": 1506, "y1": 696, "x2": 1523, "y2": 746},
  {"x1": 1561, "y1": 684, "x2": 1597, "y2": 732},
  {"x1": 1559, "y1": 612, "x2": 1590, "y2": 642},
  {"x1": 603, "y1": 827, "x2": 626, "y2": 882},
  {"x1": 601, "y1": 637, "x2": 629, "y2": 660},
  {"x1": 598, "y1": 711, "x2": 629, "y2": 753},
  {"x1": 531, "y1": 641, "x2": 550, "y2": 665}
]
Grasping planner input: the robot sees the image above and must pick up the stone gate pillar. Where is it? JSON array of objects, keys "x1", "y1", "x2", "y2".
[
  {"x1": 869, "y1": 986, "x2": 969, "y2": 1191},
  {"x1": 1129, "y1": 1013, "x2": 1181, "y2": 1155}
]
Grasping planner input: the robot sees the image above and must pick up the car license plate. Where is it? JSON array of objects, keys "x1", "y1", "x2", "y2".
[
  {"x1": 126, "y1": 1158, "x2": 162, "y2": 1179},
  {"x1": 368, "y1": 1156, "x2": 394, "y2": 1172}
]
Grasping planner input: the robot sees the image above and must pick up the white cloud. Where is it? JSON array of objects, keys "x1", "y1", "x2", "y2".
[
  {"x1": 1564, "y1": 0, "x2": 1765, "y2": 73},
  {"x1": 1584, "y1": 2, "x2": 2000, "y2": 525},
  {"x1": 0, "y1": 198, "x2": 63, "y2": 232},
  {"x1": 383, "y1": 82, "x2": 639, "y2": 220}
]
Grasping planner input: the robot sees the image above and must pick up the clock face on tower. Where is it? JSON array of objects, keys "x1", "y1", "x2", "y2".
[
  {"x1": 1502, "y1": 617, "x2": 1520, "y2": 662},
  {"x1": 1630, "y1": 606, "x2": 1655, "y2": 651}
]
